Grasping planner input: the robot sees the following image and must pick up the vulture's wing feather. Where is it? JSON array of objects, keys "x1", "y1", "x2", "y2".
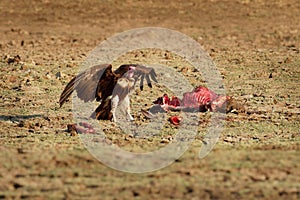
[
  {"x1": 149, "y1": 70, "x2": 158, "y2": 83},
  {"x1": 139, "y1": 74, "x2": 145, "y2": 91},
  {"x1": 59, "y1": 64, "x2": 113, "y2": 107},
  {"x1": 145, "y1": 74, "x2": 152, "y2": 88}
]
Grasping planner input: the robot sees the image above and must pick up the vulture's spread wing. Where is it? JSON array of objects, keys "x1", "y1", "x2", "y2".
[
  {"x1": 130, "y1": 64, "x2": 158, "y2": 90},
  {"x1": 59, "y1": 64, "x2": 114, "y2": 107}
]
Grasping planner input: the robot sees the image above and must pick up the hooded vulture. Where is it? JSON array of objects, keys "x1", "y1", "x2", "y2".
[{"x1": 59, "y1": 64, "x2": 157, "y2": 122}]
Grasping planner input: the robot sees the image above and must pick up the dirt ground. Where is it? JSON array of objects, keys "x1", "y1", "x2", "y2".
[{"x1": 0, "y1": 0, "x2": 299, "y2": 199}]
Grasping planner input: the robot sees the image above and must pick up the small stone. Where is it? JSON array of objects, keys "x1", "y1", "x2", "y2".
[
  {"x1": 55, "y1": 71, "x2": 62, "y2": 79},
  {"x1": 6, "y1": 55, "x2": 21, "y2": 64},
  {"x1": 28, "y1": 129, "x2": 34, "y2": 133},
  {"x1": 70, "y1": 132, "x2": 77, "y2": 136},
  {"x1": 269, "y1": 73, "x2": 273, "y2": 78},
  {"x1": 161, "y1": 138, "x2": 169, "y2": 144},
  {"x1": 8, "y1": 40, "x2": 16, "y2": 46}
]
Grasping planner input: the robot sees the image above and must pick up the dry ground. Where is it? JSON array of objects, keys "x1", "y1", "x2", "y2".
[{"x1": 0, "y1": 0, "x2": 299, "y2": 199}]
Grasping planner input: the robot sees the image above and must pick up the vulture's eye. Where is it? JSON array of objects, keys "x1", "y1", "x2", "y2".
[{"x1": 129, "y1": 66, "x2": 136, "y2": 71}]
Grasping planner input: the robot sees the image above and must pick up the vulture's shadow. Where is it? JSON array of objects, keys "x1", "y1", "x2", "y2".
[{"x1": 0, "y1": 114, "x2": 45, "y2": 122}]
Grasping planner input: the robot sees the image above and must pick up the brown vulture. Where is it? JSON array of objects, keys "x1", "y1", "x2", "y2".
[{"x1": 59, "y1": 64, "x2": 157, "y2": 122}]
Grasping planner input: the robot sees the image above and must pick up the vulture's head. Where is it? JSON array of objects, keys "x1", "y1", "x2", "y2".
[
  {"x1": 126, "y1": 66, "x2": 136, "y2": 79},
  {"x1": 115, "y1": 64, "x2": 137, "y2": 79},
  {"x1": 114, "y1": 64, "x2": 134, "y2": 75}
]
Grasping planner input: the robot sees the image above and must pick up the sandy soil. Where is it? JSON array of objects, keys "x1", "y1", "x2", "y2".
[{"x1": 0, "y1": 0, "x2": 299, "y2": 199}]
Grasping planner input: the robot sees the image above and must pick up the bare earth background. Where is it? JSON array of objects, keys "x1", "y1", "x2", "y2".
[{"x1": 0, "y1": 0, "x2": 299, "y2": 199}]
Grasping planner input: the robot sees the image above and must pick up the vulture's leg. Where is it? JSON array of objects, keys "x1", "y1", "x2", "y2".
[
  {"x1": 111, "y1": 95, "x2": 119, "y2": 122},
  {"x1": 124, "y1": 95, "x2": 134, "y2": 121}
]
